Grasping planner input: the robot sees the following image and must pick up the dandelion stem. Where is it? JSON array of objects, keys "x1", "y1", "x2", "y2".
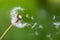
[
  {"x1": 0, "y1": 24, "x2": 12, "y2": 40},
  {"x1": 0, "y1": 39, "x2": 1, "y2": 40}
]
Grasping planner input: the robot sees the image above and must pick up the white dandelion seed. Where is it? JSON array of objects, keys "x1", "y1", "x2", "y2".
[
  {"x1": 31, "y1": 16, "x2": 34, "y2": 20},
  {"x1": 35, "y1": 31, "x2": 39, "y2": 36},
  {"x1": 53, "y1": 22, "x2": 60, "y2": 29},
  {"x1": 26, "y1": 14, "x2": 29, "y2": 18},
  {"x1": 10, "y1": 7, "x2": 30, "y2": 28},
  {"x1": 53, "y1": 16, "x2": 56, "y2": 20},
  {"x1": 32, "y1": 22, "x2": 38, "y2": 29}
]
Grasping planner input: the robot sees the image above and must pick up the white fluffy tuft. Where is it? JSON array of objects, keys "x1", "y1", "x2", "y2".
[{"x1": 10, "y1": 7, "x2": 29, "y2": 28}]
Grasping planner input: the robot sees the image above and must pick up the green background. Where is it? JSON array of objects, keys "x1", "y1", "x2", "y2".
[{"x1": 0, "y1": 0, "x2": 60, "y2": 40}]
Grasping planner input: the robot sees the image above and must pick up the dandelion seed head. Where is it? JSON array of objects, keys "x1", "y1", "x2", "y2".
[
  {"x1": 10, "y1": 7, "x2": 30, "y2": 28},
  {"x1": 26, "y1": 14, "x2": 29, "y2": 18}
]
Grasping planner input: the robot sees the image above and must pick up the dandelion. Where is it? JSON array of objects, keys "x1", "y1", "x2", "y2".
[
  {"x1": 0, "y1": 7, "x2": 30, "y2": 40},
  {"x1": 10, "y1": 7, "x2": 30, "y2": 28},
  {"x1": 53, "y1": 15, "x2": 60, "y2": 20},
  {"x1": 53, "y1": 16, "x2": 56, "y2": 20},
  {"x1": 35, "y1": 31, "x2": 39, "y2": 36}
]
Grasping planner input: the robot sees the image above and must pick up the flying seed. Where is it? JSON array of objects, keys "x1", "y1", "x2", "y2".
[
  {"x1": 39, "y1": 25, "x2": 43, "y2": 29},
  {"x1": 31, "y1": 16, "x2": 34, "y2": 20},
  {"x1": 26, "y1": 14, "x2": 29, "y2": 18},
  {"x1": 32, "y1": 22, "x2": 38, "y2": 29}
]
